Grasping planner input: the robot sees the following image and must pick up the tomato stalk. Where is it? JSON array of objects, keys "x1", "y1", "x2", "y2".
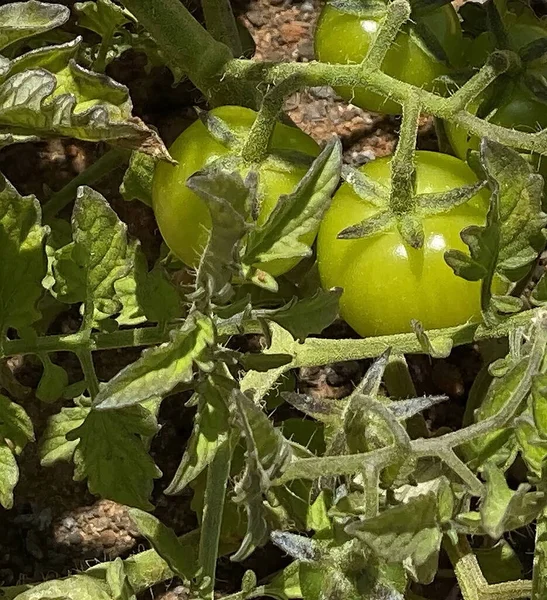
[
  {"x1": 241, "y1": 75, "x2": 302, "y2": 164},
  {"x1": 359, "y1": 0, "x2": 411, "y2": 72},
  {"x1": 119, "y1": 0, "x2": 256, "y2": 108}
]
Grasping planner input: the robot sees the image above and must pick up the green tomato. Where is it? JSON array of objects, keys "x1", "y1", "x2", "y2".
[
  {"x1": 314, "y1": 2, "x2": 462, "y2": 114},
  {"x1": 317, "y1": 151, "x2": 491, "y2": 337},
  {"x1": 152, "y1": 106, "x2": 320, "y2": 276}
]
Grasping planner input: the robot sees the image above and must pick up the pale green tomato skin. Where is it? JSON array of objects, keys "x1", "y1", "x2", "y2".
[
  {"x1": 317, "y1": 152, "x2": 491, "y2": 338},
  {"x1": 152, "y1": 105, "x2": 320, "y2": 276},
  {"x1": 314, "y1": 4, "x2": 462, "y2": 114}
]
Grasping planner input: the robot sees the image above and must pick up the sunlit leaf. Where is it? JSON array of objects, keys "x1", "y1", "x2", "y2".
[{"x1": 40, "y1": 406, "x2": 89, "y2": 466}]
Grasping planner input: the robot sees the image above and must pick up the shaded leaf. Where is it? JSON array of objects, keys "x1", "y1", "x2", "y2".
[
  {"x1": 40, "y1": 406, "x2": 89, "y2": 466},
  {"x1": 94, "y1": 313, "x2": 214, "y2": 409},
  {"x1": 0, "y1": 442, "x2": 18, "y2": 509},
  {"x1": 36, "y1": 355, "x2": 68, "y2": 403},
  {"x1": 165, "y1": 374, "x2": 231, "y2": 495},
  {"x1": 74, "y1": 0, "x2": 131, "y2": 38},
  {"x1": 0, "y1": 173, "x2": 48, "y2": 335},
  {"x1": 120, "y1": 151, "x2": 156, "y2": 206},
  {"x1": 0, "y1": 394, "x2": 34, "y2": 453},
  {"x1": 68, "y1": 405, "x2": 162, "y2": 510}
]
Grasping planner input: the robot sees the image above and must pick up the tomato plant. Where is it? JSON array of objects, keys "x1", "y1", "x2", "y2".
[
  {"x1": 314, "y1": 0, "x2": 462, "y2": 114},
  {"x1": 152, "y1": 105, "x2": 320, "y2": 276},
  {"x1": 446, "y1": 0, "x2": 547, "y2": 178},
  {"x1": 317, "y1": 152, "x2": 490, "y2": 337}
]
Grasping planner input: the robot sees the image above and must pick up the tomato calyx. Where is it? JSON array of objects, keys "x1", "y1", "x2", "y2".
[{"x1": 337, "y1": 163, "x2": 487, "y2": 250}]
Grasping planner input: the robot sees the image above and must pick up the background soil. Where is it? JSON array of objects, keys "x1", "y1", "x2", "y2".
[{"x1": 0, "y1": 1, "x2": 529, "y2": 599}]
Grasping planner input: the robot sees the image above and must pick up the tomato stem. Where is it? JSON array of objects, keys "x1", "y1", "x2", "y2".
[
  {"x1": 201, "y1": 0, "x2": 242, "y2": 57},
  {"x1": 360, "y1": 0, "x2": 411, "y2": 73}
]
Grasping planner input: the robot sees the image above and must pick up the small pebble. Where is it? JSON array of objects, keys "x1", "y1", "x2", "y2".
[
  {"x1": 61, "y1": 516, "x2": 77, "y2": 530},
  {"x1": 100, "y1": 530, "x2": 117, "y2": 548},
  {"x1": 67, "y1": 531, "x2": 84, "y2": 545}
]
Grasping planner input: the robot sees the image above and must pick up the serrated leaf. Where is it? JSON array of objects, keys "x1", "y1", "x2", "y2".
[
  {"x1": 0, "y1": 394, "x2": 34, "y2": 454},
  {"x1": 482, "y1": 139, "x2": 547, "y2": 281},
  {"x1": 243, "y1": 139, "x2": 342, "y2": 264},
  {"x1": 445, "y1": 223, "x2": 497, "y2": 281},
  {"x1": 40, "y1": 406, "x2": 89, "y2": 467},
  {"x1": 346, "y1": 493, "x2": 442, "y2": 584},
  {"x1": 128, "y1": 508, "x2": 198, "y2": 582},
  {"x1": 120, "y1": 151, "x2": 156, "y2": 206},
  {"x1": 68, "y1": 405, "x2": 162, "y2": 510},
  {"x1": 231, "y1": 389, "x2": 293, "y2": 561},
  {"x1": 258, "y1": 288, "x2": 342, "y2": 342},
  {"x1": 0, "y1": 173, "x2": 48, "y2": 335},
  {"x1": 0, "y1": 58, "x2": 169, "y2": 158},
  {"x1": 0, "y1": 442, "x2": 18, "y2": 509},
  {"x1": 187, "y1": 166, "x2": 252, "y2": 303},
  {"x1": 114, "y1": 241, "x2": 183, "y2": 327},
  {"x1": 94, "y1": 313, "x2": 214, "y2": 409},
  {"x1": 51, "y1": 186, "x2": 131, "y2": 327},
  {"x1": 461, "y1": 356, "x2": 528, "y2": 470},
  {"x1": 11, "y1": 573, "x2": 112, "y2": 600},
  {"x1": 0, "y1": 1, "x2": 70, "y2": 52},
  {"x1": 165, "y1": 374, "x2": 230, "y2": 495},
  {"x1": 480, "y1": 464, "x2": 546, "y2": 539},
  {"x1": 515, "y1": 415, "x2": 547, "y2": 479}
]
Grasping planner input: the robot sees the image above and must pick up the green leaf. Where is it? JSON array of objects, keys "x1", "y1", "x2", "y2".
[
  {"x1": 120, "y1": 151, "x2": 156, "y2": 206},
  {"x1": 411, "y1": 319, "x2": 453, "y2": 358},
  {"x1": 475, "y1": 540, "x2": 523, "y2": 584},
  {"x1": 11, "y1": 573, "x2": 112, "y2": 600},
  {"x1": 93, "y1": 313, "x2": 214, "y2": 409},
  {"x1": 346, "y1": 493, "x2": 443, "y2": 584},
  {"x1": 51, "y1": 186, "x2": 131, "y2": 328},
  {"x1": 342, "y1": 164, "x2": 388, "y2": 208},
  {"x1": 0, "y1": 394, "x2": 34, "y2": 454},
  {"x1": 231, "y1": 389, "x2": 293, "y2": 561},
  {"x1": 258, "y1": 288, "x2": 342, "y2": 342},
  {"x1": 0, "y1": 173, "x2": 48, "y2": 335},
  {"x1": 39, "y1": 406, "x2": 89, "y2": 466},
  {"x1": 114, "y1": 241, "x2": 183, "y2": 327},
  {"x1": 417, "y1": 181, "x2": 487, "y2": 216},
  {"x1": 165, "y1": 374, "x2": 231, "y2": 495},
  {"x1": 0, "y1": 443, "x2": 18, "y2": 509},
  {"x1": 461, "y1": 356, "x2": 528, "y2": 470},
  {"x1": 244, "y1": 139, "x2": 342, "y2": 264},
  {"x1": 445, "y1": 223, "x2": 497, "y2": 281},
  {"x1": 74, "y1": 0, "x2": 131, "y2": 38},
  {"x1": 515, "y1": 415, "x2": 547, "y2": 479},
  {"x1": 187, "y1": 166, "x2": 252, "y2": 303},
  {"x1": 68, "y1": 405, "x2": 162, "y2": 510},
  {"x1": 0, "y1": 1, "x2": 69, "y2": 52},
  {"x1": 128, "y1": 508, "x2": 198, "y2": 582},
  {"x1": 532, "y1": 272, "x2": 547, "y2": 306},
  {"x1": 337, "y1": 209, "x2": 393, "y2": 240},
  {"x1": 36, "y1": 354, "x2": 69, "y2": 403},
  {"x1": 105, "y1": 558, "x2": 137, "y2": 600},
  {"x1": 482, "y1": 139, "x2": 547, "y2": 281},
  {"x1": 480, "y1": 464, "x2": 546, "y2": 539},
  {"x1": 0, "y1": 52, "x2": 170, "y2": 158}
]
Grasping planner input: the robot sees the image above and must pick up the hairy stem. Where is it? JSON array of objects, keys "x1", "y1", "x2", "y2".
[{"x1": 201, "y1": 0, "x2": 242, "y2": 57}]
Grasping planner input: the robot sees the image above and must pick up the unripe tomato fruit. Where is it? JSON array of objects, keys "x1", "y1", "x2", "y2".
[
  {"x1": 152, "y1": 106, "x2": 320, "y2": 276},
  {"x1": 317, "y1": 152, "x2": 490, "y2": 337},
  {"x1": 314, "y1": 3, "x2": 462, "y2": 114}
]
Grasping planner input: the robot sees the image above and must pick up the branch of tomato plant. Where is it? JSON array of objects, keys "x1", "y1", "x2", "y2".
[
  {"x1": 241, "y1": 74, "x2": 302, "y2": 164},
  {"x1": 42, "y1": 147, "x2": 131, "y2": 221},
  {"x1": 445, "y1": 535, "x2": 533, "y2": 600},
  {"x1": 118, "y1": 0, "x2": 257, "y2": 108},
  {"x1": 200, "y1": 0, "x2": 242, "y2": 57}
]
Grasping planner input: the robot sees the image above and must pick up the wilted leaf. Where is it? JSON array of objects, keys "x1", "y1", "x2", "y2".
[
  {"x1": 0, "y1": 173, "x2": 48, "y2": 335},
  {"x1": 68, "y1": 405, "x2": 162, "y2": 510},
  {"x1": 0, "y1": 1, "x2": 70, "y2": 52},
  {"x1": 94, "y1": 313, "x2": 214, "y2": 409},
  {"x1": 244, "y1": 139, "x2": 342, "y2": 264}
]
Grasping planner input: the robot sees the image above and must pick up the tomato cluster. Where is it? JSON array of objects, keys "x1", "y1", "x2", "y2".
[{"x1": 151, "y1": 0, "x2": 547, "y2": 338}]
